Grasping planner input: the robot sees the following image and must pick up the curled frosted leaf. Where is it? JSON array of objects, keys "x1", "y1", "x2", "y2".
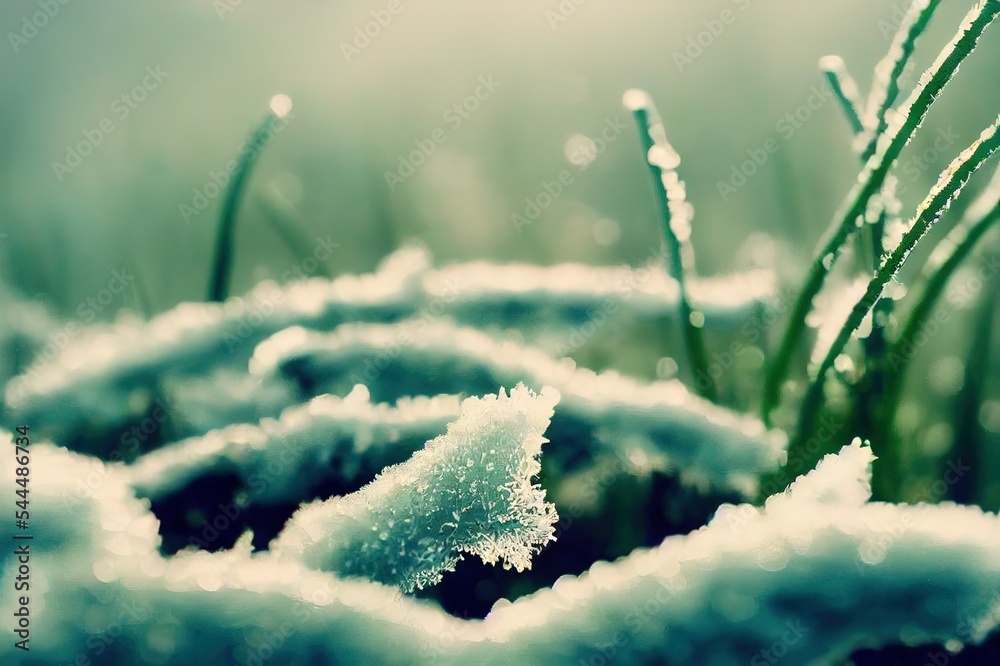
[{"x1": 269, "y1": 384, "x2": 559, "y2": 592}]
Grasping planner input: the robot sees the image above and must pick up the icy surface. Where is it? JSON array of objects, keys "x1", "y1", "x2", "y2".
[
  {"x1": 6, "y1": 436, "x2": 1000, "y2": 664},
  {"x1": 2, "y1": 247, "x2": 777, "y2": 438},
  {"x1": 2, "y1": 246, "x2": 428, "y2": 433},
  {"x1": 269, "y1": 384, "x2": 559, "y2": 591},
  {"x1": 128, "y1": 386, "x2": 462, "y2": 503},
  {"x1": 251, "y1": 320, "x2": 786, "y2": 496}
]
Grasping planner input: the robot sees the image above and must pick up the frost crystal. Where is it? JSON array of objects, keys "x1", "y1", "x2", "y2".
[
  {"x1": 9, "y1": 436, "x2": 1000, "y2": 664},
  {"x1": 269, "y1": 384, "x2": 559, "y2": 591}
]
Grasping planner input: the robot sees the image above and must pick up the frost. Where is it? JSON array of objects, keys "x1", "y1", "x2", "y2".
[
  {"x1": 2, "y1": 246, "x2": 428, "y2": 436},
  {"x1": 807, "y1": 276, "x2": 872, "y2": 367},
  {"x1": 423, "y1": 260, "x2": 776, "y2": 330},
  {"x1": 269, "y1": 384, "x2": 559, "y2": 591},
  {"x1": 9, "y1": 436, "x2": 1000, "y2": 664},
  {"x1": 3, "y1": 248, "x2": 776, "y2": 441},
  {"x1": 128, "y1": 388, "x2": 462, "y2": 503},
  {"x1": 251, "y1": 320, "x2": 786, "y2": 496}
]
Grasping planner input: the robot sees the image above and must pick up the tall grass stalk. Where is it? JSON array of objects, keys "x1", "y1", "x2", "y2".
[
  {"x1": 861, "y1": 0, "x2": 942, "y2": 160},
  {"x1": 820, "y1": 55, "x2": 865, "y2": 136},
  {"x1": 760, "y1": 0, "x2": 1000, "y2": 425},
  {"x1": 878, "y1": 166, "x2": 1000, "y2": 448},
  {"x1": 787, "y1": 117, "x2": 1000, "y2": 476},
  {"x1": 624, "y1": 89, "x2": 716, "y2": 401},
  {"x1": 207, "y1": 95, "x2": 293, "y2": 302}
]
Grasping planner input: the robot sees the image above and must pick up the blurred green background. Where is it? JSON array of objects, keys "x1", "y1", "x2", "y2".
[{"x1": 2, "y1": 0, "x2": 997, "y2": 307}]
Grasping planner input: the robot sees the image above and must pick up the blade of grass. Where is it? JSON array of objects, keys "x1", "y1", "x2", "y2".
[
  {"x1": 207, "y1": 94, "x2": 293, "y2": 302},
  {"x1": 879, "y1": 165, "x2": 1000, "y2": 438},
  {"x1": 761, "y1": 0, "x2": 1000, "y2": 425},
  {"x1": 861, "y1": 0, "x2": 943, "y2": 161},
  {"x1": 819, "y1": 55, "x2": 866, "y2": 136},
  {"x1": 623, "y1": 88, "x2": 716, "y2": 402},
  {"x1": 788, "y1": 116, "x2": 1000, "y2": 478}
]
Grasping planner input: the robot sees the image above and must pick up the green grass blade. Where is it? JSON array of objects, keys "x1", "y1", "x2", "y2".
[
  {"x1": 761, "y1": 0, "x2": 1000, "y2": 425},
  {"x1": 207, "y1": 95, "x2": 293, "y2": 302},
  {"x1": 879, "y1": 165, "x2": 1000, "y2": 434},
  {"x1": 820, "y1": 55, "x2": 866, "y2": 136},
  {"x1": 624, "y1": 88, "x2": 716, "y2": 402},
  {"x1": 861, "y1": 0, "x2": 942, "y2": 160},
  {"x1": 789, "y1": 116, "x2": 1000, "y2": 476}
]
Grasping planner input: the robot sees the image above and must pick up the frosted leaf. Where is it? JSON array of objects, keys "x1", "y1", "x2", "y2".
[
  {"x1": 251, "y1": 320, "x2": 786, "y2": 497},
  {"x1": 421, "y1": 260, "x2": 777, "y2": 330},
  {"x1": 473, "y1": 440, "x2": 1000, "y2": 663},
  {"x1": 269, "y1": 384, "x2": 560, "y2": 592},
  {"x1": 128, "y1": 391, "x2": 462, "y2": 503},
  {"x1": 5, "y1": 248, "x2": 777, "y2": 441},
  {"x1": 8, "y1": 436, "x2": 1000, "y2": 663},
  {"x1": 3, "y1": 245, "x2": 431, "y2": 436}
]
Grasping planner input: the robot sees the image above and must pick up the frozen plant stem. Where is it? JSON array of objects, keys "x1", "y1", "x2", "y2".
[
  {"x1": 761, "y1": 0, "x2": 1000, "y2": 425},
  {"x1": 624, "y1": 89, "x2": 716, "y2": 401},
  {"x1": 790, "y1": 117, "x2": 1000, "y2": 472},
  {"x1": 207, "y1": 95, "x2": 293, "y2": 302},
  {"x1": 819, "y1": 56, "x2": 865, "y2": 136},
  {"x1": 880, "y1": 166, "x2": 1000, "y2": 438},
  {"x1": 861, "y1": 0, "x2": 942, "y2": 161}
]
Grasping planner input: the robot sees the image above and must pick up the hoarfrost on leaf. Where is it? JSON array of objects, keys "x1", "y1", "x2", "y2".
[{"x1": 269, "y1": 384, "x2": 560, "y2": 592}]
